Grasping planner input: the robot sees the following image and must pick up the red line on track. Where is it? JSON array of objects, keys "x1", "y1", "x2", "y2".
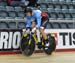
[{"x1": 0, "y1": 49, "x2": 75, "y2": 55}]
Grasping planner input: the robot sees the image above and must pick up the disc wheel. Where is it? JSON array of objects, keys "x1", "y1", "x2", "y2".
[
  {"x1": 20, "y1": 35, "x2": 35, "y2": 56},
  {"x1": 43, "y1": 34, "x2": 56, "y2": 55}
]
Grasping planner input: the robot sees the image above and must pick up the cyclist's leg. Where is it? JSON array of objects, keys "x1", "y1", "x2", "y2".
[
  {"x1": 31, "y1": 22, "x2": 48, "y2": 42},
  {"x1": 40, "y1": 17, "x2": 49, "y2": 41},
  {"x1": 40, "y1": 27, "x2": 49, "y2": 47},
  {"x1": 36, "y1": 28, "x2": 42, "y2": 49},
  {"x1": 39, "y1": 27, "x2": 47, "y2": 40},
  {"x1": 36, "y1": 29, "x2": 41, "y2": 42},
  {"x1": 31, "y1": 21, "x2": 41, "y2": 42}
]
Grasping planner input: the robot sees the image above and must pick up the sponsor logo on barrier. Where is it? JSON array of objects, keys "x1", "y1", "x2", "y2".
[
  {"x1": 0, "y1": 32, "x2": 21, "y2": 49},
  {"x1": 59, "y1": 32, "x2": 75, "y2": 46},
  {"x1": 0, "y1": 29, "x2": 22, "y2": 50},
  {"x1": 58, "y1": 32, "x2": 75, "y2": 49},
  {"x1": 0, "y1": 29, "x2": 75, "y2": 51},
  {"x1": 45, "y1": 29, "x2": 75, "y2": 49}
]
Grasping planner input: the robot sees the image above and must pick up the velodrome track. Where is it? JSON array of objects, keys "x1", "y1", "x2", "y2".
[{"x1": 0, "y1": 52, "x2": 75, "y2": 63}]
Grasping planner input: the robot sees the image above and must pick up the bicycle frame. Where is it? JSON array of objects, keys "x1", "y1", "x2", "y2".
[
  {"x1": 32, "y1": 33, "x2": 38, "y2": 44},
  {"x1": 21, "y1": 29, "x2": 56, "y2": 56},
  {"x1": 23, "y1": 31, "x2": 45, "y2": 46},
  {"x1": 23, "y1": 32, "x2": 38, "y2": 44}
]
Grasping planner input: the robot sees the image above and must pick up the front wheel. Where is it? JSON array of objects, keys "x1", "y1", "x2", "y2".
[
  {"x1": 20, "y1": 35, "x2": 35, "y2": 56},
  {"x1": 43, "y1": 34, "x2": 56, "y2": 55}
]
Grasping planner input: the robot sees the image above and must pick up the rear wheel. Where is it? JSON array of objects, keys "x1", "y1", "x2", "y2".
[
  {"x1": 43, "y1": 34, "x2": 56, "y2": 55},
  {"x1": 20, "y1": 35, "x2": 35, "y2": 56}
]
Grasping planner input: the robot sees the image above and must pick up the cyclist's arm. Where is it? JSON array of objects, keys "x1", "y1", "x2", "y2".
[
  {"x1": 24, "y1": 17, "x2": 31, "y2": 28},
  {"x1": 35, "y1": 12, "x2": 41, "y2": 28}
]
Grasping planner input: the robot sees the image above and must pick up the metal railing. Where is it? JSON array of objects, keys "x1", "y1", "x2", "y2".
[
  {"x1": 0, "y1": 18, "x2": 75, "y2": 28},
  {"x1": 49, "y1": 20, "x2": 75, "y2": 28}
]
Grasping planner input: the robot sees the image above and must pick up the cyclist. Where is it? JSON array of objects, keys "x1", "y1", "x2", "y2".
[{"x1": 24, "y1": 7, "x2": 49, "y2": 48}]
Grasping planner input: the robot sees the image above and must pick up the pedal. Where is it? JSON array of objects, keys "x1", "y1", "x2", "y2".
[
  {"x1": 37, "y1": 42, "x2": 42, "y2": 49},
  {"x1": 44, "y1": 43, "x2": 50, "y2": 49},
  {"x1": 45, "y1": 42, "x2": 50, "y2": 46}
]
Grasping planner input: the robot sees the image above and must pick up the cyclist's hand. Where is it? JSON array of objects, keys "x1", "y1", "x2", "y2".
[
  {"x1": 31, "y1": 27, "x2": 37, "y2": 33},
  {"x1": 31, "y1": 21, "x2": 36, "y2": 28},
  {"x1": 26, "y1": 29, "x2": 30, "y2": 33},
  {"x1": 22, "y1": 29, "x2": 26, "y2": 34}
]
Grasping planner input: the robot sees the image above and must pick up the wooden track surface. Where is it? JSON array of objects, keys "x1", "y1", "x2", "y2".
[{"x1": 0, "y1": 52, "x2": 75, "y2": 63}]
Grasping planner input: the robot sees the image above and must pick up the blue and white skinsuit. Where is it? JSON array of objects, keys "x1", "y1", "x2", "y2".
[{"x1": 25, "y1": 10, "x2": 42, "y2": 42}]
